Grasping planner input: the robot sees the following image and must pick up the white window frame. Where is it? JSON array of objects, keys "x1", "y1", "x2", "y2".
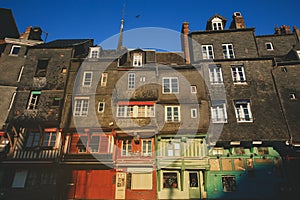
[
  {"x1": 122, "y1": 140, "x2": 132, "y2": 156},
  {"x1": 128, "y1": 73, "x2": 135, "y2": 89},
  {"x1": 290, "y1": 93, "x2": 297, "y2": 100},
  {"x1": 209, "y1": 64, "x2": 223, "y2": 84},
  {"x1": 82, "y1": 71, "x2": 93, "y2": 86},
  {"x1": 98, "y1": 102, "x2": 105, "y2": 113},
  {"x1": 142, "y1": 139, "x2": 152, "y2": 156},
  {"x1": 222, "y1": 44, "x2": 235, "y2": 59},
  {"x1": 190, "y1": 85, "x2": 197, "y2": 94},
  {"x1": 117, "y1": 105, "x2": 155, "y2": 118},
  {"x1": 297, "y1": 51, "x2": 300, "y2": 59},
  {"x1": 162, "y1": 77, "x2": 179, "y2": 94},
  {"x1": 231, "y1": 65, "x2": 246, "y2": 84},
  {"x1": 202, "y1": 45, "x2": 214, "y2": 59},
  {"x1": 74, "y1": 97, "x2": 89, "y2": 117},
  {"x1": 89, "y1": 47, "x2": 100, "y2": 58},
  {"x1": 265, "y1": 42, "x2": 274, "y2": 51},
  {"x1": 234, "y1": 100, "x2": 253, "y2": 122},
  {"x1": 191, "y1": 108, "x2": 197, "y2": 118},
  {"x1": 10, "y1": 45, "x2": 21, "y2": 55},
  {"x1": 212, "y1": 17, "x2": 223, "y2": 30},
  {"x1": 133, "y1": 52, "x2": 143, "y2": 66},
  {"x1": 100, "y1": 73, "x2": 108, "y2": 87},
  {"x1": 27, "y1": 91, "x2": 41, "y2": 110},
  {"x1": 165, "y1": 106, "x2": 180, "y2": 122},
  {"x1": 211, "y1": 101, "x2": 227, "y2": 123}
]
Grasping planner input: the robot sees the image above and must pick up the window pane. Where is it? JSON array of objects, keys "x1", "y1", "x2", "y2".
[{"x1": 163, "y1": 172, "x2": 178, "y2": 188}]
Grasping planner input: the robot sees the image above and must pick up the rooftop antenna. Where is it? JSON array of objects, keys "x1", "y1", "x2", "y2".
[{"x1": 117, "y1": 0, "x2": 126, "y2": 51}]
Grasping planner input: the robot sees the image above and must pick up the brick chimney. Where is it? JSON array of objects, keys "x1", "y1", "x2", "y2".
[
  {"x1": 181, "y1": 22, "x2": 191, "y2": 64},
  {"x1": 19, "y1": 26, "x2": 43, "y2": 40},
  {"x1": 293, "y1": 26, "x2": 300, "y2": 42},
  {"x1": 229, "y1": 12, "x2": 246, "y2": 29},
  {"x1": 274, "y1": 25, "x2": 291, "y2": 35}
]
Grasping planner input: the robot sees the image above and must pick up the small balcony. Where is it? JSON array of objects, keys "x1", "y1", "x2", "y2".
[{"x1": 6, "y1": 147, "x2": 60, "y2": 162}]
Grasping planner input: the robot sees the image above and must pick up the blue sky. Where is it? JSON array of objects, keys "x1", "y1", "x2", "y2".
[{"x1": 1, "y1": 0, "x2": 299, "y2": 51}]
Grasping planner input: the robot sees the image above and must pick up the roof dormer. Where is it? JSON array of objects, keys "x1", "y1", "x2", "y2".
[
  {"x1": 88, "y1": 46, "x2": 101, "y2": 59},
  {"x1": 206, "y1": 14, "x2": 227, "y2": 31}
]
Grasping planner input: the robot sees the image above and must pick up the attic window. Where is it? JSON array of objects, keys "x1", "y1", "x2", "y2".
[
  {"x1": 10, "y1": 45, "x2": 21, "y2": 55},
  {"x1": 133, "y1": 52, "x2": 143, "y2": 67},
  {"x1": 35, "y1": 59, "x2": 49, "y2": 77},
  {"x1": 290, "y1": 93, "x2": 297, "y2": 100},
  {"x1": 89, "y1": 47, "x2": 100, "y2": 58},
  {"x1": 265, "y1": 42, "x2": 274, "y2": 50},
  {"x1": 212, "y1": 17, "x2": 223, "y2": 30}
]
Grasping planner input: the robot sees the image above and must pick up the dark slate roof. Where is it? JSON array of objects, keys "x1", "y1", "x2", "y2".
[
  {"x1": 0, "y1": 8, "x2": 19, "y2": 39},
  {"x1": 33, "y1": 39, "x2": 93, "y2": 48}
]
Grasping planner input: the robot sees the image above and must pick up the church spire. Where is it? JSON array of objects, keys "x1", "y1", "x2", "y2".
[{"x1": 117, "y1": 0, "x2": 126, "y2": 51}]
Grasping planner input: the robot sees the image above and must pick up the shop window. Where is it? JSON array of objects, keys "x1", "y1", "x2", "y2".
[
  {"x1": 163, "y1": 172, "x2": 178, "y2": 188},
  {"x1": 222, "y1": 175, "x2": 236, "y2": 192}
]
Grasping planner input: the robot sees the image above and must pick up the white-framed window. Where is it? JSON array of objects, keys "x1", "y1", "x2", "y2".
[
  {"x1": 231, "y1": 65, "x2": 246, "y2": 84},
  {"x1": 117, "y1": 105, "x2": 155, "y2": 118},
  {"x1": 209, "y1": 64, "x2": 223, "y2": 84},
  {"x1": 265, "y1": 42, "x2": 274, "y2": 51},
  {"x1": 98, "y1": 102, "x2": 105, "y2": 112},
  {"x1": 42, "y1": 132, "x2": 56, "y2": 147},
  {"x1": 222, "y1": 44, "x2": 235, "y2": 59},
  {"x1": 296, "y1": 50, "x2": 300, "y2": 59},
  {"x1": 290, "y1": 93, "x2": 297, "y2": 100},
  {"x1": 212, "y1": 17, "x2": 223, "y2": 30},
  {"x1": 128, "y1": 73, "x2": 135, "y2": 89},
  {"x1": 165, "y1": 106, "x2": 180, "y2": 122},
  {"x1": 17, "y1": 66, "x2": 24, "y2": 82},
  {"x1": 27, "y1": 91, "x2": 41, "y2": 110},
  {"x1": 133, "y1": 52, "x2": 143, "y2": 66},
  {"x1": 190, "y1": 85, "x2": 197, "y2": 94},
  {"x1": 234, "y1": 100, "x2": 253, "y2": 122},
  {"x1": 122, "y1": 140, "x2": 132, "y2": 156},
  {"x1": 162, "y1": 77, "x2": 179, "y2": 94},
  {"x1": 100, "y1": 72, "x2": 108, "y2": 87},
  {"x1": 191, "y1": 108, "x2": 197, "y2": 118},
  {"x1": 89, "y1": 47, "x2": 100, "y2": 58},
  {"x1": 10, "y1": 45, "x2": 21, "y2": 55},
  {"x1": 162, "y1": 171, "x2": 180, "y2": 189},
  {"x1": 74, "y1": 97, "x2": 89, "y2": 116},
  {"x1": 211, "y1": 100, "x2": 227, "y2": 123},
  {"x1": 142, "y1": 139, "x2": 152, "y2": 156},
  {"x1": 82, "y1": 71, "x2": 93, "y2": 86},
  {"x1": 202, "y1": 45, "x2": 214, "y2": 59}
]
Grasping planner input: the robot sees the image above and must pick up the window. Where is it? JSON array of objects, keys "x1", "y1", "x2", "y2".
[
  {"x1": 100, "y1": 73, "x2": 108, "y2": 87},
  {"x1": 142, "y1": 139, "x2": 152, "y2": 156},
  {"x1": 257, "y1": 147, "x2": 269, "y2": 155},
  {"x1": 265, "y1": 42, "x2": 274, "y2": 50},
  {"x1": 212, "y1": 17, "x2": 223, "y2": 30},
  {"x1": 74, "y1": 98, "x2": 89, "y2": 116},
  {"x1": 202, "y1": 45, "x2": 214, "y2": 59},
  {"x1": 98, "y1": 102, "x2": 105, "y2": 113},
  {"x1": 42, "y1": 132, "x2": 56, "y2": 147},
  {"x1": 165, "y1": 106, "x2": 180, "y2": 122},
  {"x1": 89, "y1": 47, "x2": 100, "y2": 58},
  {"x1": 12, "y1": 170, "x2": 28, "y2": 188},
  {"x1": 189, "y1": 173, "x2": 199, "y2": 187},
  {"x1": 122, "y1": 140, "x2": 132, "y2": 156},
  {"x1": 133, "y1": 52, "x2": 142, "y2": 66},
  {"x1": 290, "y1": 93, "x2": 297, "y2": 100},
  {"x1": 26, "y1": 132, "x2": 41, "y2": 147},
  {"x1": 222, "y1": 44, "x2": 235, "y2": 59},
  {"x1": 10, "y1": 45, "x2": 21, "y2": 55},
  {"x1": 82, "y1": 71, "x2": 93, "y2": 86},
  {"x1": 209, "y1": 64, "x2": 223, "y2": 84},
  {"x1": 131, "y1": 173, "x2": 152, "y2": 190},
  {"x1": 231, "y1": 65, "x2": 246, "y2": 83},
  {"x1": 35, "y1": 59, "x2": 49, "y2": 77},
  {"x1": 162, "y1": 77, "x2": 179, "y2": 94},
  {"x1": 27, "y1": 91, "x2": 41, "y2": 110},
  {"x1": 76, "y1": 134, "x2": 113, "y2": 153},
  {"x1": 163, "y1": 172, "x2": 178, "y2": 188},
  {"x1": 190, "y1": 85, "x2": 197, "y2": 94},
  {"x1": 191, "y1": 108, "x2": 197, "y2": 118},
  {"x1": 297, "y1": 50, "x2": 300, "y2": 59},
  {"x1": 211, "y1": 101, "x2": 227, "y2": 123},
  {"x1": 77, "y1": 136, "x2": 87, "y2": 153},
  {"x1": 128, "y1": 73, "x2": 135, "y2": 89},
  {"x1": 234, "y1": 158, "x2": 246, "y2": 171},
  {"x1": 222, "y1": 175, "x2": 236, "y2": 192},
  {"x1": 281, "y1": 67, "x2": 288, "y2": 72},
  {"x1": 167, "y1": 141, "x2": 181, "y2": 156},
  {"x1": 117, "y1": 105, "x2": 155, "y2": 118},
  {"x1": 234, "y1": 100, "x2": 253, "y2": 122},
  {"x1": 17, "y1": 66, "x2": 24, "y2": 82}
]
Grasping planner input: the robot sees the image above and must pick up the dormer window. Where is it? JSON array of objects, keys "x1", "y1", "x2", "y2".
[
  {"x1": 212, "y1": 18, "x2": 223, "y2": 30},
  {"x1": 89, "y1": 47, "x2": 100, "y2": 59},
  {"x1": 10, "y1": 45, "x2": 21, "y2": 55},
  {"x1": 265, "y1": 42, "x2": 274, "y2": 51},
  {"x1": 133, "y1": 52, "x2": 143, "y2": 67}
]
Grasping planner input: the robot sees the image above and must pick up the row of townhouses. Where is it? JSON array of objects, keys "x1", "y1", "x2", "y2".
[{"x1": 0, "y1": 8, "x2": 299, "y2": 200}]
